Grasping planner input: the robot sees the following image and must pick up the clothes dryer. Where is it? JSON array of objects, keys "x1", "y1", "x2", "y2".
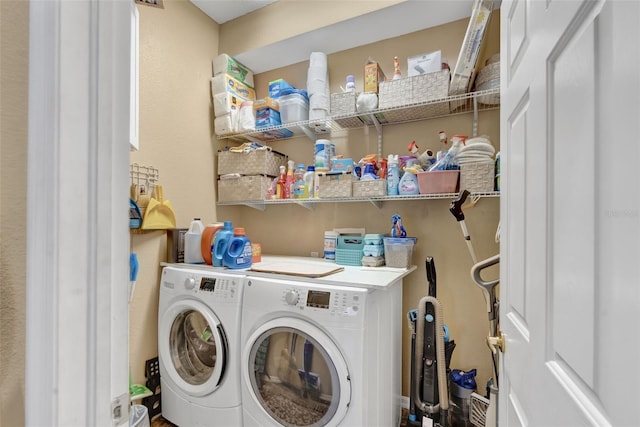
[
  {"x1": 158, "y1": 265, "x2": 245, "y2": 426},
  {"x1": 240, "y1": 275, "x2": 402, "y2": 427}
]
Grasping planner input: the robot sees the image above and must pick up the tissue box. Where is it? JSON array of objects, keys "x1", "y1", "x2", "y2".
[
  {"x1": 364, "y1": 61, "x2": 387, "y2": 93},
  {"x1": 212, "y1": 53, "x2": 254, "y2": 88},
  {"x1": 254, "y1": 97, "x2": 281, "y2": 128},
  {"x1": 211, "y1": 74, "x2": 256, "y2": 101},
  {"x1": 269, "y1": 79, "x2": 296, "y2": 99}
]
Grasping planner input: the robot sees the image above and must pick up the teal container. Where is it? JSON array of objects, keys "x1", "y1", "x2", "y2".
[
  {"x1": 212, "y1": 221, "x2": 233, "y2": 267},
  {"x1": 223, "y1": 228, "x2": 252, "y2": 270}
]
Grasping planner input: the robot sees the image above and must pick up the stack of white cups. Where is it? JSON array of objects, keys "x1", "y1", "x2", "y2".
[{"x1": 307, "y1": 52, "x2": 330, "y2": 131}]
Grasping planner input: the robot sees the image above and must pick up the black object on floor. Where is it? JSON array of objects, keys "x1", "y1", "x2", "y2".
[{"x1": 142, "y1": 357, "x2": 162, "y2": 420}]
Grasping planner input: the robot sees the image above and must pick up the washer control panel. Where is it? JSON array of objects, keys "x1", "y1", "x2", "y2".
[{"x1": 161, "y1": 268, "x2": 240, "y2": 301}]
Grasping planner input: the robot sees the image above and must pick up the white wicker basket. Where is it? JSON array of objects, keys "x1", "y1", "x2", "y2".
[{"x1": 460, "y1": 160, "x2": 495, "y2": 192}]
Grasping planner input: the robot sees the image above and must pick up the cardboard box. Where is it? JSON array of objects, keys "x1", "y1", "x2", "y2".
[
  {"x1": 407, "y1": 50, "x2": 442, "y2": 77},
  {"x1": 364, "y1": 61, "x2": 387, "y2": 93},
  {"x1": 254, "y1": 97, "x2": 281, "y2": 128}
]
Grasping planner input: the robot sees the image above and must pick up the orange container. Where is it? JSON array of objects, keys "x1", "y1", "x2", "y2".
[{"x1": 417, "y1": 170, "x2": 459, "y2": 194}]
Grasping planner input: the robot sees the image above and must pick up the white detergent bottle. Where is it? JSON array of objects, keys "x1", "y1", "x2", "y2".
[
  {"x1": 398, "y1": 169, "x2": 420, "y2": 195},
  {"x1": 184, "y1": 218, "x2": 205, "y2": 264}
]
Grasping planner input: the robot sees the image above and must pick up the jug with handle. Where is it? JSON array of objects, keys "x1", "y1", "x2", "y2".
[
  {"x1": 223, "y1": 228, "x2": 252, "y2": 270},
  {"x1": 212, "y1": 221, "x2": 233, "y2": 267}
]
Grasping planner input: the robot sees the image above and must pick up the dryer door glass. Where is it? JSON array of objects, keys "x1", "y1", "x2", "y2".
[
  {"x1": 169, "y1": 309, "x2": 227, "y2": 386},
  {"x1": 248, "y1": 326, "x2": 344, "y2": 427}
]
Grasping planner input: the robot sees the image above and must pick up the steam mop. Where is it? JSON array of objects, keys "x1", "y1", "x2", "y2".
[
  {"x1": 408, "y1": 257, "x2": 456, "y2": 427},
  {"x1": 449, "y1": 190, "x2": 501, "y2": 427}
]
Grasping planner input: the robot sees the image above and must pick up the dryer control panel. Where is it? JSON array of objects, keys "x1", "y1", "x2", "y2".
[
  {"x1": 161, "y1": 266, "x2": 242, "y2": 302},
  {"x1": 281, "y1": 287, "x2": 363, "y2": 318}
]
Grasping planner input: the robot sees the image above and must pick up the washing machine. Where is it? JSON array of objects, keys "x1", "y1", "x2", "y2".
[
  {"x1": 240, "y1": 275, "x2": 402, "y2": 427},
  {"x1": 158, "y1": 265, "x2": 245, "y2": 426}
]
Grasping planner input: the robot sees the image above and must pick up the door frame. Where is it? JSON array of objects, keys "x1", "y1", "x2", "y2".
[{"x1": 25, "y1": 0, "x2": 131, "y2": 425}]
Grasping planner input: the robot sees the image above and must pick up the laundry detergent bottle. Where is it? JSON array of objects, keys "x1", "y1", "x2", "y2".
[
  {"x1": 223, "y1": 228, "x2": 252, "y2": 270},
  {"x1": 212, "y1": 221, "x2": 233, "y2": 267},
  {"x1": 184, "y1": 218, "x2": 205, "y2": 264}
]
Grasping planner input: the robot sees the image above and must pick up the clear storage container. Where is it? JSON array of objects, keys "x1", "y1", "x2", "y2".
[{"x1": 279, "y1": 93, "x2": 309, "y2": 124}]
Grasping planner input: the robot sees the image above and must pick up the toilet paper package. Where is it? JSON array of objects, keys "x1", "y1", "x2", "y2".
[
  {"x1": 211, "y1": 74, "x2": 256, "y2": 101},
  {"x1": 212, "y1": 53, "x2": 254, "y2": 88}
]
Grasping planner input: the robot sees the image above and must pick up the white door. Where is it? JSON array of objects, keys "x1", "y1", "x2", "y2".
[{"x1": 500, "y1": 0, "x2": 639, "y2": 425}]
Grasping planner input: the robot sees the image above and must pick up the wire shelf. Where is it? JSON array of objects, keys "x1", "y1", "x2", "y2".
[{"x1": 215, "y1": 88, "x2": 500, "y2": 142}]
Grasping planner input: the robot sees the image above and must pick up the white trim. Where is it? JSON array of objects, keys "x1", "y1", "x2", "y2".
[{"x1": 26, "y1": 0, "x2": 131, "y2": 425}]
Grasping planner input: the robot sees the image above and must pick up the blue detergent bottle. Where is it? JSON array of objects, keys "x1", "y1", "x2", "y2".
[
  {"x1": 223, "y1": 227, "x2": 253, "y2": 270},
  {"x1": 212, "y1": 221, "x2": 233, "y2": 267}
]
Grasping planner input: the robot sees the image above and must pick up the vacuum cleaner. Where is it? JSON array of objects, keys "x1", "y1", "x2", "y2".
[{"x1": 407, "y1": 257, "x2": 456, "y2": 427}]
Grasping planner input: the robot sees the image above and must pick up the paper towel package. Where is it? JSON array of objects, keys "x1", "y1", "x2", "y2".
[
  {"x1": 213, "y1": 92, "x2": 250, "y2": 117},
  {"x1": 214, "y1": 113, "x2": 236, "y2": 136},
  {"x1": 212, "y1": 54, "x2": 254, "y2": 88},
  {"x1": 211, "y1": 74, "x2": 256, "y2": 101}
]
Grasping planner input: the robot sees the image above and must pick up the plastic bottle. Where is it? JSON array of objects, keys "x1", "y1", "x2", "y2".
[
  {"x1": 223, "y1": 227, "x2": 252, "y2": 270},
  {"x1": 212, "y1": 221, "x2": 233, "y2": 267},
  {"x1": 184, "y1": 218, "x2": 205, "y2": 264},
  {"x1": 398, "y1": 169, "x2": 420, "y2": 195},
  {"x1": 284, "y1": 160, "x2": 295, "y2": 199},
  {"x1": 345, "y1": 75, "x2": 356, "y2": 92},
  {"x1": 324, "y1": 231, "x2": 338, "y2": 262},
  {"x1": 303, "y1": 165, "x2": 315, "y2": 198},
  {"x1": 276, "y1": 165, "x2": 286, "y2": 199},
  {"x1": 292, "y1": 164, "x2": 306, "y2": 199},
  {"x1": 387, "y1": 154, "x2": 400, "y2": 196}
]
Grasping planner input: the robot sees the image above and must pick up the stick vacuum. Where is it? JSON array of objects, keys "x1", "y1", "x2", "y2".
[{"x1": 408, "y1": 257, "x2": 456, "y2": 426}]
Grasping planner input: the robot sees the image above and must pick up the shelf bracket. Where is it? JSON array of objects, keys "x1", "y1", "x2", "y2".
[
  {"x1": 295, "y1": 201, "x2": 316, "y2": 211},
  {"x1": 368, "y1": 199, "x2": 383, "y2": 209},
  {"x1": 243, "y1": 202, "x2": 267, "y2": 211}
]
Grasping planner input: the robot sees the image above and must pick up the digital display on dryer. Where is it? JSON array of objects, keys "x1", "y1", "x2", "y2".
[
  {"x1": 306, "y1": 290, "x2": 330, "y2": 309},
  {"x1": 200, "y1": 277, "x2": 216, "y2": 292}
]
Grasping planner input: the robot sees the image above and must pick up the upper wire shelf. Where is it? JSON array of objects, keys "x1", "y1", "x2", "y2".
[{"x1": 215, "y1": 88, "x2": 500, "y2": 143}]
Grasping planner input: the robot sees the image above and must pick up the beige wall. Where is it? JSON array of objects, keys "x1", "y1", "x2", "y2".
[
  {"x1": 128, "y1": 0, "x2": 220, "y2": 386},
  {"x1": 219, "y1": 12, "x2": 502, "y2": 395},
  {"x1": 0, "y1": 1, "x2": 28, "y2": 425},
  {"x1": 1, "y1": 0, "x2": 500, "y2": 419}
]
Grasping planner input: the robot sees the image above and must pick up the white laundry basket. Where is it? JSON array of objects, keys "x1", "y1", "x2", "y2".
[{"x1": 129, "y1": 405, "x2": 150, "y2": 427}]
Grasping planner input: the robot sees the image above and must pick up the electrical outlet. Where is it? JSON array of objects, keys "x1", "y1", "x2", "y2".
[
  {"x1": 111, "y1": 393, "x2": 129, "y2": 426},
  {"x1": 310, "y1": 251, "x2": 319, "y2": 258}
]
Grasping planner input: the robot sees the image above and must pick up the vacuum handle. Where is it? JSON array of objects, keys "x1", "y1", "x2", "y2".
[
  {"x1": 471, "y1": 254, "x2": 500, "y2": 291},
  {"x1": 426, "y1": 257, "x2": 437, "y2": 297},
  {"x1": 449, "y1": 189, "x2": 470, "y2": 221}
]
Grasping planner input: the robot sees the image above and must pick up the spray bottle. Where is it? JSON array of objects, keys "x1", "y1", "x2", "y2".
[
  {"x1": 284, "y1": 160, "x2": 295, "y2": 199},
  {"x1": 276, "y1": 165, "x2": 286, "y2": 199},
  {"x1": 387, "y1": 154, "x2": 400, "y2": 196}
]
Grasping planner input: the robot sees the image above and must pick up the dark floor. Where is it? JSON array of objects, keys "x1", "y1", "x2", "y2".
[{"x1": 151, "y1": 408, "x2": 410, "y2": 426}]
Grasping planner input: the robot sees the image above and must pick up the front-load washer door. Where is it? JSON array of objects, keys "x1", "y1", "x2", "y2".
[
  {"x1": 159, "y1": 299, "x2": 228, "y2": 397},
  {"x1": 244, "y1": 317, "x2": 351, "y2": 427}
]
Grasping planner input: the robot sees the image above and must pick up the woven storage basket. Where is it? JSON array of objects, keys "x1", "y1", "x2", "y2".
[
  {"x1": 318, "y1": 173, "x2": 353, "y2": 198},
  {"x1": 330, "y1": 92, "x2": 358, "y2": 115},
  {"x1": 217, "y1": 175, "x2": 272, "y2": 202},
  {"x1": 460, "y1": 160, "x2": 495, "y2": 192},
  {"x1": 378, "y1": 70, "x2": 450, "y2": 109},
  {"x1": 217, "y1": 149, "x2": 287, "y2": 177},
  {"x1": 353, "y1": 179, "x2": 387, "y2": 197}
]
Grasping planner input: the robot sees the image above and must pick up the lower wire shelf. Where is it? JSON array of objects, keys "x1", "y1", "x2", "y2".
[{"x1": 216, "y1": 191, "x2": 500, "y2": 210}]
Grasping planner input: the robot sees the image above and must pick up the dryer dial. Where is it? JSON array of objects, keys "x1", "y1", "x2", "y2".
[
  {"x1": 284, "y1": 290, "x2": 300, "y2": 306},
  {"x1": 184, "y1": 277, "x2": 197, "y2": 290}
]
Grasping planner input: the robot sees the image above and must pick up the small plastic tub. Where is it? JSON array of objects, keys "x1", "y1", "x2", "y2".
[
  {"x1": 383, "y1": 237, "x2": 417, "y2": 268},
  {"x1": 279, "y1": 93, "x2": 309, "y2": 124}
]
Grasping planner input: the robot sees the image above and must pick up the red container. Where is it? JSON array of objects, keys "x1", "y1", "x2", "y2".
[{"x1": 417, "y1": 170, "x2": 459, "y2": 194}]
